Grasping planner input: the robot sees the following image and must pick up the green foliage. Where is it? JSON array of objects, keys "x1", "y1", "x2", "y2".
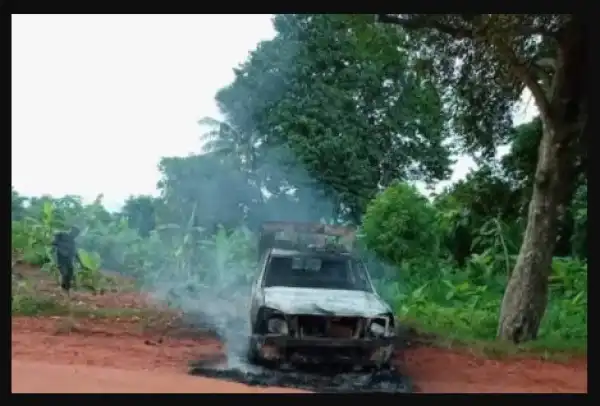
[
  {"x1": 12, "y1": 286, "x2": 68, "y2": 316},
  {"x1": 11, "y1": 187, "x2": 28, "y2": 221},
  {"x1": 365, "y1": 179, "x2": 586, "y2": 349},
  {"x1": 363, "y1": 182, "x2": 439, "y2": 264},
  {"x1": 76, "y1": 249, "x2": 104, "y2": 291},
  {"x1": 11, "y1": 200, "x2": 57, "y2": 266},
  {"x1": 205, "y1": 14, "x2": 453, "y2": 222},
  {"x1": 122, "y1": 195, "x2": 158, "y2": 237},
  {"x1": 157, "y1": 154, "x2": 261, "y2": 231},
  {"x1": 376, "y1": 14, "x2": 575, "y2": 157},
  {"x1": 570, "y1": 181, "x2": 587, "y2": 258},
  {"x1": 374, "y1": 254, "x2": 586, "y2": 347}
]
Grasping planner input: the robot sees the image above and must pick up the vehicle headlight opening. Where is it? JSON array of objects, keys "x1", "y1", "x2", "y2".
[
  {"x1": 369, "y1": 321, "x2": 386, "y2": 337},
  {"x1": 267, "y1": 317, "x2": 289, "y2": 335},
  {"x1": 368, "y1": 315, "x2": 394, "y2": 337}
]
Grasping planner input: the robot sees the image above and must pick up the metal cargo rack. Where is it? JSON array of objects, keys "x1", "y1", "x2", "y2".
[{"x1": 258, "y1": 221, "x2": 356, "y2": 259}]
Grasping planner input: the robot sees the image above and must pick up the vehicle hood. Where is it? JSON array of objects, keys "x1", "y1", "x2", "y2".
[{"x1": 262, "y1": 286, "x2": 391, "y2": 317}]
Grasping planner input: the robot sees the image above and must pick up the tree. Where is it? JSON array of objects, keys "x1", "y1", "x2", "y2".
[
  {"x1": 26, "y1": 194, "x2": 85, "y2": 228},
  {"x1": 502, "y1": 118, "x2": 543, "y2": 196},
  {"x1": 434, "y1": 165, "x2": 523, "y2": 267},
  {"x1": 207, "y1": 14, "x2": 453, "y2": 223},
  {"x1": 11, "y1": 187, "x2": 27, "y2": 221},
  {"x1": 377, "y1": 14, "x2": 588, "y2": 342},
  {"x1": 157, "y1": 153, "x2": 262, "y2": 232},
  {"x1": 82, "y1": 194, "x2": 115, "y2": 228},
  {"x1": 570, "y1": 180, "x2": 587, "y2": 259},
  {"x1": 121, "y1": 195, "x2": 159, "y2": 237},
  {"x1": 502, "y1": 118, "x2": 584, "y2": 257},
  {"x1": 435, "y1": 117, "x2": 586, "y2": 266},
  {"x1": 362, "y1": 182, "x2": 438, "y2": 265}
]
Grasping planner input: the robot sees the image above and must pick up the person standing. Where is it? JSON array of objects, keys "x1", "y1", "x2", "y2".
[{"x1": 52, "y1": 226, "x2": 87, "y2": 297}]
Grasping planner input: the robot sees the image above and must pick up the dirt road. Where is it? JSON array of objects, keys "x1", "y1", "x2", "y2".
[
  {"x1": 11, "y1": 317, "x2": 304, "y2": 393},
  {"x1": 13, "y1": 361, "x2": 307, "y2": 393},
  {"x1": 11, "y1": 316, "x2": 587, "y2": 393},
  {"x1": 403, "y1": 347, "x2": 587, "y2": 393}
]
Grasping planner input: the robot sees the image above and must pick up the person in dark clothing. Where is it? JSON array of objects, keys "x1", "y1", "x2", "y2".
[{"x1": 52, "y1": 226, "x2": 86, "y2": 296}]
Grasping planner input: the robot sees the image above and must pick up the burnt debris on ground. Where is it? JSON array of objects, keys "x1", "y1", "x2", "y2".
[
  {"x1": 178, "y1": 309, "x2": 414, "y2": 393},
  {"x1": 188, "y1": 356, "x2": 412, "y2": 393}
]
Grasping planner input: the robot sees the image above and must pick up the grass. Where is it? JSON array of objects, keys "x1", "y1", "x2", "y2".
[
  {"x1": 12, "y1": 293, "x2": 70, "y2": 317},
  {"x1": 11, "y1": 271, "x2": 191, "y2": 339},
  {"x1": 377, "y1": 259, "x2": 587, "y2": 361},
  {"x1": 12, "y1": 288, "x2": 159, "y2": 319},
  {"x1": 12, "y1": 266, "x2": 148, "y2": 319},
  {"x1": 400, "y1": 318, "x2": 587, "y2": 362}
]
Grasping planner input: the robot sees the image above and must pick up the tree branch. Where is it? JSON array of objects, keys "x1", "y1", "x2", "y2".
[
  {"x1": 529, "y1": 64, "x2": 553, "y2": 96},
  {"x1": 493, "y1": 40, "x2": 553, "y2": 123},
  {"x1": 376, "y1": 14, "x2": 558, "y2": 39},
  {"x1": 376, "y1": 14, "x2": 472, "y2": 38},
  {"x1": 376, "y1": 14, "x2": 556, "y2": 122}
]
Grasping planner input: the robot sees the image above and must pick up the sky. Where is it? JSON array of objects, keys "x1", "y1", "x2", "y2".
[{"x1": 12, "y1": 14, "x2": 538, "y2": 211}]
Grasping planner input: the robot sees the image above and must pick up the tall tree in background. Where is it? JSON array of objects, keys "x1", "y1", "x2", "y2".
[
  {"x1": 11, "y1": 187, "x2": 28, "y2": 221},
  {"x1": 121, "y1": 195, "x2": 160, "y2": 237},
  {"x1": 377, "y1": 14, "x2": 589, "y2": 342},
  {"x1": 156, "y1": 153, "x2": 263, "y2": 231},
  {"x1": 204, "y1": 14, "x2": 453, "y2": 223}
]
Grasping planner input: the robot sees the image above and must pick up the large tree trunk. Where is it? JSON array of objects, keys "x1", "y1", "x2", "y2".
[
  {"x1": 496, "y1": 122, "x2": 569, "y2": 342},
  {"x1": 497, "y1": 16, "x2": 588, "y2": 343}
]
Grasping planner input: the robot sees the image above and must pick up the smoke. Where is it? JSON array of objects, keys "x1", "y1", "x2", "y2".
[
  {"x1": 134, "y1": 145, "x2": 344, "y2": 366},
  {"x1": 109, "y1": 13, "x2": 389, "y2": 364}
]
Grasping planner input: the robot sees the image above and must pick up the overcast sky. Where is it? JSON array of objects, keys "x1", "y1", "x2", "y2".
[{"x1": 12, "y1": 14, "x2": 538, "y2": 211}]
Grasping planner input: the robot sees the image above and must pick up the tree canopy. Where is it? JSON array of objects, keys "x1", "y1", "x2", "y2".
[{"x1": 204, "y1": 14, "x2": 453, "y2": 222}]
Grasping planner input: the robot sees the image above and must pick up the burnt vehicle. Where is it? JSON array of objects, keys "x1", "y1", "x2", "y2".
[{"x1": 247, "y1": 222, "x2": 396, "y2": 370}]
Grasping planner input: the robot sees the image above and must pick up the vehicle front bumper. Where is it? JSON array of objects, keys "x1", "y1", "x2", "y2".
[{"x1": 252, "y1": 334, "x2": 395, "y2": 367}]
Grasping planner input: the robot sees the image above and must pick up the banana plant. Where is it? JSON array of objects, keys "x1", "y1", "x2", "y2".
[{"x1": 77, "y1": 249, "x2": 103, "y2": 292}]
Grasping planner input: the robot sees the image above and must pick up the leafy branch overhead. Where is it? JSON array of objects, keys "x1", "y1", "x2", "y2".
[{"x1": 377, "y1": 14, "x2": 583, "y2": 156}]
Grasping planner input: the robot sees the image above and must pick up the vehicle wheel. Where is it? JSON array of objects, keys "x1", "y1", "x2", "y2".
[
  {"x1": 246, "y1": 337, "x2": 282, "y2": 369},
  {"x1": 246, "y1": 336, "x2": 262, "y2": 365}
]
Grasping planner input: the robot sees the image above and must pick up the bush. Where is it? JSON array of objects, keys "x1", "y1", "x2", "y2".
[
  {"x1": 362, "y1": 182, "x2": 440, "y2": 265},
  {"x1": 363, "y1": 182, "x2": 586, "y2": 350}
]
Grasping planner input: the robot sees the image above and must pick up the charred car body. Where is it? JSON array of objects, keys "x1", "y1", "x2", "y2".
[{"x1": 247, "y1": 222, "x2": 396, "y2": 369}]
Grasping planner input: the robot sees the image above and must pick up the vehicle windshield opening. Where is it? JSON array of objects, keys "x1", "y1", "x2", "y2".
[{"x1": 264, "y1": 256, "x2": 372, "y2": 291}]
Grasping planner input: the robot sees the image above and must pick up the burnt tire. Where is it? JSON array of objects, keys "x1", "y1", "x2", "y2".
[
  {"x1": 247, "y1": 337, "x2": 282, "y2": 369},
  {"x1": 246, "y1": 336, "x2": 262, "y2": 365}
]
